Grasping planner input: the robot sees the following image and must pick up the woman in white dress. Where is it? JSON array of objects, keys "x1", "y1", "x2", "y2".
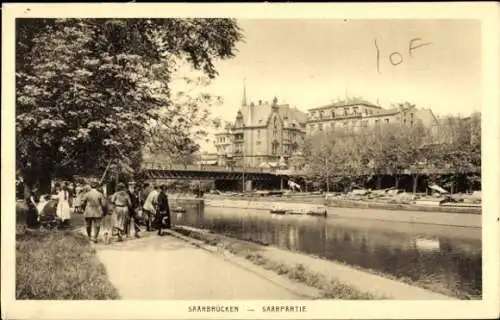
[{"x1": 55, "y1": 183, "x2": 72, "y2": 225}]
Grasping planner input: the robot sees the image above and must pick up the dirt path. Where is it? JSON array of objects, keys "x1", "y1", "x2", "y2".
[{"x1": 89, "y1": 232, "x2": 317, "y2": 300}]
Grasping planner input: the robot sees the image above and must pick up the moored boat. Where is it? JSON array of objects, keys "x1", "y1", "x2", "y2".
[
  {"x1": 305, "y1": 206, "x2": 328, "y2": 217},
  {"x1": 270, "y1": 205, "x2": 288, "y2": 214}
]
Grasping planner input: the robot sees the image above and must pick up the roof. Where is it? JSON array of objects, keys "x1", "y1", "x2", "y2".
[
  {"x1": 309, "y1": 97, "x2": 382, "y2": 111},
  {"x1": 236, "y1": 102, "x2": 307, "y2": 128},
  {"x1": 362, "y1": 107, "x2": 401, "y2": 118}
]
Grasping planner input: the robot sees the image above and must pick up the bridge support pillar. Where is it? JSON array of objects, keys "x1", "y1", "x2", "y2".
[{"x1": 245, "y1": 180, "x2": 253, "y2": 192}]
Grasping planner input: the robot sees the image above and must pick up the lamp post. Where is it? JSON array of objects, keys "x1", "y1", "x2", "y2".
[{"x1": 242, "y1": 155, "x2": 245, "y2": 193}]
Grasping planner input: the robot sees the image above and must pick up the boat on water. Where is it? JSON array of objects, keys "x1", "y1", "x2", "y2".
[
  {"x1": 287, "y1": 208, "x2": 305, "y2": 215},
  {"x1": 305, "y1": 206, "x2": 328, "y2": 217},
  {"x1": 269, "y1": 205, "x2": 327, "y2": 217},
  {"x1": 269, "y1": 208, "x2": 288, "y2": 214}
]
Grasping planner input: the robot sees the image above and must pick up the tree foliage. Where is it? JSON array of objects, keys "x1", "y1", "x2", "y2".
[
  {"x1": 302, "y1": 111, "x2": 481, "y2": 192},
  {"x1": 16, "y1": 18, "x2": 243, "y2": 189}
]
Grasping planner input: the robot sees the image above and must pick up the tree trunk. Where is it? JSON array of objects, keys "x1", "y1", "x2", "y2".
[
  {"x1": 38, "y1": 171, "x2": 52, "y2": 194},
  {"x1": 376, "y1": 175, "x2": 382, "y2": 190},
  {"x1": 326, "y1": 173, "x2": 330, "y2": 193},
  {"x1": 395, "y1": 175, "x2": 400, "y2": 189}
]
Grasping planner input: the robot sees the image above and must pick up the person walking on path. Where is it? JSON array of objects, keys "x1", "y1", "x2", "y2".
[
  {"x1": 111, "y1": 182, "x2": 132, "y2": 242},
  {"x1": 24, "y1": 185, "x2": 40, "y2": 229},
  {"x1": 81, "y1": 182, "x2": 106, "y2": 243},
  {"x1": 126, "y1": 181, "x2": 141, "y2": 238},
  {"x1": 143, "y1": 185, "x2": 159, "y2": 232},
  {"x1": 156, "y1": 185, "x2": 171, "y2": 236},
  {"x1": 55, "y1": 182, "x2": 72, "y2": 226}
]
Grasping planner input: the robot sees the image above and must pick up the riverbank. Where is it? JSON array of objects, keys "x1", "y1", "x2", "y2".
[
  {"x1": 172, "y1": 225, "x2": 456, "y2": 300},
  {"x1": 204, "y1": 194, "x2": 481, "y2": 214},
  {"x1": 203, "y1": 198, "x2": 481, "y2": 228}
]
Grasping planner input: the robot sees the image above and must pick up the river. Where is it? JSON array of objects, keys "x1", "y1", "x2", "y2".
[{"x1": 172, "y1": 203, "x2": 482, "y2": 299}]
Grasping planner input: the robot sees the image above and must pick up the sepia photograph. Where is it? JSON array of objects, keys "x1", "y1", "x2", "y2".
[{"x1": 2, "y1": 3, "x2": 499, "y2": 320}]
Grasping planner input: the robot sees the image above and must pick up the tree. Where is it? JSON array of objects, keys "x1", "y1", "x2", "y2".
[
  {"x1": 302, "y1": 129, "x2": 336, "y2": 192},
  {"x1": 431, "y1": 113, "x2": 481, "y2": 193},
  {"x1": 16, "y1": 18, "x2": 243, "y2": 192},
  {"x1": 143, "y1": 75, "x2": 223, "y2": 166}
]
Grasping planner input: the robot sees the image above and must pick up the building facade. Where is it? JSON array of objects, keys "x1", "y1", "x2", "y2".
[
  {"x1": 214, "y1": 89, "x2": 308, "y2": 168},
  {"x1": 306, "y1": 98, "x2": 439, "y2": 137}
]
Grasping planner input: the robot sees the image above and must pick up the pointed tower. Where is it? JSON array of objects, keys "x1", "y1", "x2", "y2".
[{"x1": 242, "y1": 78, "x2": 247, "y2": 106}]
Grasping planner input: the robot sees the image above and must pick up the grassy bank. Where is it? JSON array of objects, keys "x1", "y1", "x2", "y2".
[
  {"x1": 16, "y1": 229, "x2": 119, "y2": 300},
  {"x1": 173, "y1": 227, "x2": 383, "y2": 299}
]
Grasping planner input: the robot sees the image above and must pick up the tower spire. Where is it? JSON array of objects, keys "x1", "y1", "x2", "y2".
[{"x1": 242, "y1": 78, "x2": 247, "y2": 106}]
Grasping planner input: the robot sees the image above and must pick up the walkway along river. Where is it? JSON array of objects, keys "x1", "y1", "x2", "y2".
[{"x1": 170, "y1": 202, "x2": 482, "y2": 299}]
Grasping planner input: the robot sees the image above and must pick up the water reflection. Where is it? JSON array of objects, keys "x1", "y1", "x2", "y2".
[{"x1": 172, "y1": 204, "x2": 482, "y2": 298}]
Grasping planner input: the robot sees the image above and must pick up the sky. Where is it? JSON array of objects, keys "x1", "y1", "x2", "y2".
[{"x1": 182, "y1": 19, "x2": 481, "y2": 152}]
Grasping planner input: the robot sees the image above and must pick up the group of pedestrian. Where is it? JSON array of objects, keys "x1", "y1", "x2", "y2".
[
  {"x1": 81, "y1": 181, "x2": 171, "y2": 243},
  {"x1": 24, "y1": 181, "x2": 74, "y2": 229},
  {"x1": 23, "y1": 179, "x2": 172, "y2": 243}
]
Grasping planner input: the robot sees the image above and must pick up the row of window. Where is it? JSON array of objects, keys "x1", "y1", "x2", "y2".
[
  {"x1": 216, "y1": 136, "x2": 230, "y2": 144},
  {"x1": 309, "y1": 106, "x2": 377, "y2": 120},
  {"x1": 310, "y1": 117, "x2": 415, "y2": 132}
]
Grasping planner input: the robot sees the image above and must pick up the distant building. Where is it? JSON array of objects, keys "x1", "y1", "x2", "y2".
[
  {"x1": 214, "y1": 85, "x2": 308, "y2": 168},
  {"x1": 306, "y1": 98, "x2": 439, "y2": 137}
]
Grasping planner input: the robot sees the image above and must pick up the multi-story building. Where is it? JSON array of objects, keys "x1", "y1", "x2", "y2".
[
  {"x1": 306, "y1": 98, "x2": 439, "y2": 137},
  {"x1": 214, "y1": 87, "x2": 308, "y2": 168}
]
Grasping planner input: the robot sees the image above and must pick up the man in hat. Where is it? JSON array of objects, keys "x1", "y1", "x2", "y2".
[
  {"x1": 126, "y1": 181, "x2": 141, "y2": 238},
  {"x1": 81, "y1": 181, "x2": 106, "y2": 243},
  {"x1": 156, "y1": 184, "x2": 171, "y2": 236},
  {"x1": 142, "y1": 184, "x2": 159, "y2": 231}
]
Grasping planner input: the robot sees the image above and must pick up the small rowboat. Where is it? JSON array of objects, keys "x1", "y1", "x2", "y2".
[
  {"x1": 288, "y1": 208, "x2": 307, "y2": 215},
  {"x1": 305, "y1": 206, "x2": 328, "y2": 218},
  {"x1": 172, "y1": 206, "x2": 186, "y2": 213},
  {"x1": 270, "y1": 209, "x2": 288, "y2": 214},
  {"x1": 270, "y1": 205, "x2": 288, "y2": 214}
]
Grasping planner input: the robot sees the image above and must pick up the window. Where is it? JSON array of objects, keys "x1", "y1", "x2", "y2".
[
  {"x1": 318, "y1": 123, "x2": 323, "y2": 131},
  {"x1": 258, "y1": 129, "x2": 261, "y2": 138},
  {"x1": 272, "y1": 141, "x2": 279, "y2": 155},
  {"x1": 365, "y1": 108, "x2": 369, "y2": 115},
  {"x1": 319, "y1": 111, "x2": 324, "y2": 119},
  {"x1": 344, "y1": 108, "x2": 348, "y2": 116},
  {"x1": 353, "y1": 107, "x2": 359, "y2": 115},
  {"x1": 331, "y1": 111, "x2": 335, "y2": 118},
  {"x1": 385, "y1": 118, "x2": 389, "y2": 123}
]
